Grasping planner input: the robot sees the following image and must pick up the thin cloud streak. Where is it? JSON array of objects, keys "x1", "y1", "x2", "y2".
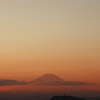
[
  {"x1": 0, "y1": 78, "x2": 98, "y2": 87},
  {"x1": 0, "y1": 79, "x2": 28, "y2": 86},
  {"x1": 31, "y1": 81, "x2": 97, "y2": 86}
]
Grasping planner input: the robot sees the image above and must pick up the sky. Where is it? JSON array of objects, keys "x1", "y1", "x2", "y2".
[{"x1": 0, "y1": 0, "x2": 100, "y2": 89}]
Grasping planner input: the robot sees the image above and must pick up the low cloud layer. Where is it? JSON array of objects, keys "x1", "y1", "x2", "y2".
[
  {"x1": 0, "y1": 79, "x2": 28, "y2": 86},
  {"x1": 0, "y1": 79, "x2": 97, "y2": 86},
  {"x1": 32, "y1": 80, "x2": 96, "y2": 86}
]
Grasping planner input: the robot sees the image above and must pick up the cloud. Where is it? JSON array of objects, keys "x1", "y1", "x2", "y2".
[
  {"x1": 0, "y1": 79, "x2": 29, "y2": 86},
  {"x1": 62, "y1": 81, "x2": 96, "y2": 85},
  {"x1": 0, "y1": 78, "x2": 95, "y2": 86},
  {"x1": 32, "y1": 81, "x2": 96, "y2": 86}
]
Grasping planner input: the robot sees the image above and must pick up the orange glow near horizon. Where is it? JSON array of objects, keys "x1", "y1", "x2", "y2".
[
  {"x1": 0, "y1": 59, "x2": 100, "y2": 84},
  {"x1": 0, "y1": 85, "x2": 100, "y2": 94}
]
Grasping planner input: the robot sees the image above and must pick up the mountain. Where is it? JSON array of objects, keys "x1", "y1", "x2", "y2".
[{"x1": 31, "y1": 73, "x2": 65, "y2": 85}]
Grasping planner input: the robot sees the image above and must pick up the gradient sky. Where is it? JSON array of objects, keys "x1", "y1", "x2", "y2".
[{"x1": 0, "y1": 0, "x2": 100, "y2": 84}]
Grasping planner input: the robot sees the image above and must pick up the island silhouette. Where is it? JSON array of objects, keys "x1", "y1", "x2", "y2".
[{"x1": 50, "y1": 95, "x2": 85, "y2": 100}]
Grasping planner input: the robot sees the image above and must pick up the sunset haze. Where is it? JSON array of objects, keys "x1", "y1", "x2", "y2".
[{"x1": 0, "y1": 0, "x2": 100, "y2": 97}]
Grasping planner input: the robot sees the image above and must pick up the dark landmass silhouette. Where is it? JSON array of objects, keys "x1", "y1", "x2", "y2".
[
  {"x1": 50, "y1": 95, "x2": 85, "y2": 100},
  {"x1": 0, "y1": 92, "x2": 100, "y2": 100}
]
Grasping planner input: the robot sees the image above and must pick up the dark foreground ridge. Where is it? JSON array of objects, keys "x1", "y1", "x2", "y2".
[
  {"x1": 0, "y1": 92, "x2": 100, "y2": 100},
  {"x1": 50, "y1": 95, "x2": 85, "y2": 100}
]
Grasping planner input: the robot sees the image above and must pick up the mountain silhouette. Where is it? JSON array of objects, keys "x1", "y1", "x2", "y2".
[
  {"x1": 31, "y1": 73, "x2": 65, "y2": 85},
  {"x1": 30, "y1": 74, "x2": 95, "y2": 86}
]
